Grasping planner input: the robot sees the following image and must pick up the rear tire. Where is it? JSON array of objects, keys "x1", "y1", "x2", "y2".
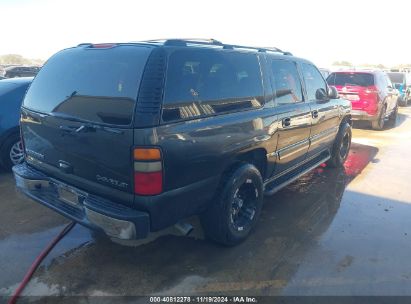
[
  {"x1": 0, "y1": 134, "x2": 24, "y2": 171},
  {"x1": 326, "y1": 122, "x2": 352, "y2": 168},
  {"x1": 371, "y1": 106, "x2": 386, "y2": 130},
  {"x1": 399, "y1": 96, "x2": 407, "y2": 107},
  {"x1": 386, "y1": 105, "x2": 398, "y2": 128},
  {"x1": 200, "y1": 163, "x2": 264, "y2": 246}
]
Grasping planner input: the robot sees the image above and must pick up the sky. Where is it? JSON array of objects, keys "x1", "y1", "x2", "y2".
[{"x1": 1, "y1": 0, "x2": 410, "y2": 68}]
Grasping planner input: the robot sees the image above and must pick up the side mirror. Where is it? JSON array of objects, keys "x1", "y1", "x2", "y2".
[
  {"x1": 316, "y1": 88, "x2": 328, "y2": 100},
  {"x1": 327, "y1": 86, "x2": 339, "y2": 99}
]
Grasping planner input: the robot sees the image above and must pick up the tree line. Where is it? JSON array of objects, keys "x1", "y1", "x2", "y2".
[
  {"x1": 0, "y1": 54, "x2": 44, "y2": 66},
  {"x1": 332, "y1": 61, "x2": 411, "y2": 70}
]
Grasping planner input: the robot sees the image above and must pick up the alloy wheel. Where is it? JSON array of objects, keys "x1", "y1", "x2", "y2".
[
  {"x1": 230, "y1": 180, "x2": 258, "y2": 232},
  {"x1": 9, "y1": 140, "x2": 24, "y2": 165}
]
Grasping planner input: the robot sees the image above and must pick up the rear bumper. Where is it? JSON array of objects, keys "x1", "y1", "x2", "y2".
[
  {"x1": 13, "y1": 163, "x2": 150, "y2": 240},
  {"x1": 351, "y1": 109, "x2": 377, "y2": 121}
]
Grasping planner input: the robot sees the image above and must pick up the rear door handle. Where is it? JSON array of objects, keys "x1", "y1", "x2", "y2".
[
  {"x1": 282, "y1": 117, "x2": 291, "y2": 127},
  {"x1": 312, "y1": 110, "x2": 319, "y2": 119}
]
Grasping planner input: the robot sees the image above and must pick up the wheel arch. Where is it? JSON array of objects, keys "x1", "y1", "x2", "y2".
[
  {"x1": 221, "y1": 148, "x2": 268, "y2": 182},
  {"x1": 341, "y1": 114, "x2": 352, "y2": 127}
]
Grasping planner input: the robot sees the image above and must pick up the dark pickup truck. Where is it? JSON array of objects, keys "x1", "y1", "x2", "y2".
[{"x1": 13, "y1": 39, "x2": 352, "y2": 245}]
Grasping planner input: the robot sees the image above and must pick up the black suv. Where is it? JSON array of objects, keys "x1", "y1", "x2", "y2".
[{"x1": 13, "y1": 39, "x2": 351, "y2": 245}]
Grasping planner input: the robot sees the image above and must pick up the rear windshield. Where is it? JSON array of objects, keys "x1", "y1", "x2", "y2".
[
  {"x1": 327, "y1": 72, "x2": 374, "y2": 87},
  {"x1": 23, "y1": 45, "x2": 152, "y2": 125},
  {"x1": 387, "y1": 73, "x2": 405, "y2": 84}
]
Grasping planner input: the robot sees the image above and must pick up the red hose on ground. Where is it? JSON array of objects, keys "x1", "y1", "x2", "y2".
[{"x1": 8, "y1": 221, "x2": 76, "y2": 304}]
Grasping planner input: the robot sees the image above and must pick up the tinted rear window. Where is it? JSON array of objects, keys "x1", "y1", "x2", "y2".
[
  {"x1": 327, "y1": 73, "x2": 374, "y2": 87},
  {"x1": 163, "y1": 49, "x2": 263, "y2": 122},
  {"x1": 387, "y1": 73, "x2": 405, "y2": 84},
  {"x1": 23, "y1": 46, "x2": 152, "y2": 125},
  {"x1": 271, "y1": 60, "x2": 303, "y2": 104}
]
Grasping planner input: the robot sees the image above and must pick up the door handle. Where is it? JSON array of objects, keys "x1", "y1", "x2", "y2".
[
  {"x1": 312, "y1": 110, "x2": 319, "y2": 118},
  {"x1": 282, "y1": 117, "x2": 291, "y2": 127}
]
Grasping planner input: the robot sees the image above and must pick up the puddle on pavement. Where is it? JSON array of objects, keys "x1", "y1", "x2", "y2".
[{"x1": 0, "y1": 224, "x2": 92, "y2": 292}]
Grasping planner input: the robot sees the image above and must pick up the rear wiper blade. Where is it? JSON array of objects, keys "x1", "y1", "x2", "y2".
[
  {"x1": 49, "y1": 112, "x2": 97, "y2": 133},
  {"x1": 51, "y1": 112, "x2": 124, "y2": 134}
]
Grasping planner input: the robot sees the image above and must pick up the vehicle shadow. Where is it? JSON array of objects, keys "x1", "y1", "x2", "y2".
[
  {"x1": 353, "y1": 112, "x2": 407, "y2": 130},
  {"x1": 17, "y1": 143, "x2": 381, "y2": 299},
  {"x1": 395, "y1": 112, "x2": 408, "y2": 127}
]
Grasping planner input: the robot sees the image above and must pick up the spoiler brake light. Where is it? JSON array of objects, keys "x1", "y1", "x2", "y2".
[{"x1": 90, "y1": 43, "x2": 117, "y2": 49}]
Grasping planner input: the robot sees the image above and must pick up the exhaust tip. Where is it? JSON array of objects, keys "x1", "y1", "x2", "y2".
[{"x1": 174, "y1": 221, "x2": 194, "y2": 236}]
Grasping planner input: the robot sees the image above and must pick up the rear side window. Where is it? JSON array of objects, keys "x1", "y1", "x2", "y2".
[
  {"x1": 301, "y1": 63, "x2": 327, "y2": 101},
  {"x1": 23, "y1": 46, "x2": 152, "y2": 126},
  {"x1": 163, "y1": 49, "x2": 263, "y2": 122},
  {"x1": 271, "y1": 60, "x2": 303, "y2": 104},
  {"x1": 327, "y1": 73, "x2": 374, "y2": 87},
  {"x1": 384, "y1": 74, "x2": 393, "y2": 88},
  {"x1": 374, "y1": 73, "x2": 386, "y2": 90}
]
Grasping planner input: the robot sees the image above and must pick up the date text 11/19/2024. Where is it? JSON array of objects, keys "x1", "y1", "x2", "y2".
[{"x1": 149, "y1": 296, "x2": 258, "y2": 303}]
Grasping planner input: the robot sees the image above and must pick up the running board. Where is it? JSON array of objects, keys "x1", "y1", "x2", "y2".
[{"x1": 264, "y1": 152, "x2": 330, "y2": 196}]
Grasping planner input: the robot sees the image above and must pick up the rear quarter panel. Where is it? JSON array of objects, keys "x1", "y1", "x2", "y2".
[{"x1": 134, "y1": 107, "x2": 280, "y2": 193}]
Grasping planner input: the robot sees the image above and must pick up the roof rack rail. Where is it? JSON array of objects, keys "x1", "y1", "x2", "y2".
[
  {"x1": 77, "y1": 43, "x2": 93, "y2": 47},
  {"x1": 222, "y1": 44, "x2": 292, "y2": 55},
  {"x1": 142, "y1": 39, "x2": 293, "y2": 55},
  {"x1": 145, "y1": 38, "x2": 224, "y2": 46},
  {"x1": 260, "y1": 46, "x2": 293, "y2": 56}
]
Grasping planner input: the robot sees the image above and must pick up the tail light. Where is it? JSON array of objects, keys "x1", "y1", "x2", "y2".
[
  {"x1": 90, "y1": 43, "x2": 117, "y2": 49},
  {"x1": 359, "y1": 86, "x2": 379, "y2": 115},
  {"x1": 361, "y1": 101, "x2": 369, "y2": 108},
  {"x1": 364, "y1": 86, "x2": 379, "y2": 94},
  {"x1": 133, "y1": 148, "x2": 163, "y2": 195}
]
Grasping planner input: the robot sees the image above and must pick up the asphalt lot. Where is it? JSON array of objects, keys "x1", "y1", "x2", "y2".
[{"x1": 1, "y1": 107, "x2": 411, "y2": 301}]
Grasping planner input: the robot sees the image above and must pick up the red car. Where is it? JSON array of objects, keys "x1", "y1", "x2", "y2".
[{"x1": 327, "y1": 70, "x2": 398, "y2": 130}]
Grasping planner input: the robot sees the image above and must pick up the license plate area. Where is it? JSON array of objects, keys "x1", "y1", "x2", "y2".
[
  {"x1": 341, "y1": 93, "x2": 360, "y2": 101},
  {"x1": 57, "y1": 186, "x2": 81, "y2": 208}
]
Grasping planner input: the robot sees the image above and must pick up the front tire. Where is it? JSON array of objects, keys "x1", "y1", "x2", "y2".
[
  {"x1": 371, "y1": 106, "x2": 386, "y2": 130},
  {"x1": 200, "y1": 163, "x2": 264, "y2": 246},
  {"x1": 398, "y1": 96, "x2": 407, "y2": 107},
  {"x1": 386, "y1": 105, "x2": 398, "y2": 128},
  {"x1": 326, "y1": 122, "x2": 352, "y2": 168}
]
